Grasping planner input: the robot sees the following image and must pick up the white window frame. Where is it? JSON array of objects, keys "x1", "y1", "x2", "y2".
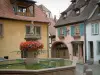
[{"x1": 91, "y1": 23, "x2": 99, "y2": 35}]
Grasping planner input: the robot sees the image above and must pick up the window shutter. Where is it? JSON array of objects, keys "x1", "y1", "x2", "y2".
[
  {"x1": 80, "y1": 23, "x2": 84, "y2": 36},
  {"x1": 63, "y1": 26, "x2": 67, "y2": 36},
  {"x1": 57, "y1": 28, "x2": 60, "y2": 36},
  {"x1": 71, "y1": 25, "x2": 75, "y2": 36}
]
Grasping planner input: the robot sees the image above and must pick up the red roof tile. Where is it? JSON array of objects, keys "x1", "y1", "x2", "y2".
[
  {"x1": 48, "y1": 18, "x2": 56, "y2": 35},
  {"x1": 0, "y1": 0, "x2": 49, "y2": 23}
]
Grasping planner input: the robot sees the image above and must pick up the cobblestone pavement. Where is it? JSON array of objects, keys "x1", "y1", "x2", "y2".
[
  {"x1": 88, "y1": 64, "x2": 100, "y2": 75},
  {"x1": 76, "y1": 64, "x2": 100, "y2": 75}
]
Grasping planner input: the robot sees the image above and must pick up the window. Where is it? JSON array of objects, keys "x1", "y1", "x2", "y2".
[
  {"x1": 98, "y1": 7, "x2": 100, "y2": 14},
  {"x1": 75, "y1": 25, "x2": 80, "y2": 35},
  {"x1": 63, "y1": 14, "x2": 67, "y2": 19},
  {"x1": 26, "y1": 25, "x2": 41, "y2": 36},
  {"x1": 26, "y1": 25, "x2": 30, "y2": 34},
  {"x1": 97, "y1": 41, "x2": 100, "y2": 54},
  {"x1": 13, "y1": 6, "x2": 16, "y2": 12},
  {"x1": 98, "y1": 2, "x2": 100, "y2": 14},
  {"x1": 91, "y1": 23, "x2": 99, "y2": 35},
  {"x1": 58, "y1": 27, "x2": 67, "y2": 37},
  {"x1": 60, "y1": 27, "x2": 64, "y2": 35},
  {"x1": 0, "y1": 24, "x2": 3, "y2": 36},
  {"x1": 75, "y1": 10, "x2": 80, "y2": 15},
  {"x1": 71, "y1": 0, "x2": 76, "y2": 3},
  {"x1": 18, "y1": 6, "x2": 27, "y2": 13},
  {"x1": 34, "y1": 26, "x2": 41, "y2": 36}
]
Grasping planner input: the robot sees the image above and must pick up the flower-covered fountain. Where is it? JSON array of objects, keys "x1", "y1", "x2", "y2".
[{"x1": 20, "y1": 41, "x2": 44, "y2": 58}]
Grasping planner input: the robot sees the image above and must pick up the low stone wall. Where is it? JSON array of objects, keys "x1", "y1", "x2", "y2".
[{"x1": 0, "y1": 66, "x2": 75, "y2": 75}]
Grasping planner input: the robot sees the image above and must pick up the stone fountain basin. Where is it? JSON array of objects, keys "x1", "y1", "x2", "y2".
[{"x1": 0, "y1": 58, "x2": 76, "y2": 75}]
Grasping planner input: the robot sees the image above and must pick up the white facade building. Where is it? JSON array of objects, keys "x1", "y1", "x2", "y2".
[{"x1": 86, "y1": 22, "x2": 100, "y2": 64}]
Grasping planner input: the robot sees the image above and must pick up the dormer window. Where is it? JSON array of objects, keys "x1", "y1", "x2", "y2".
[
  {"x1": 63, "y1": 14, "x2": 67, "y2": 19},
  {"x1": 74, "y1": 8, "x2": 80, "y2": 16},
  {"x1": 18, "y1": 6, "x2": 27, "y2": 13},
  {"x1": 97, "y1": 2, "x2": 100, "y2": 14},
  {"x1": 71, "y1": 0, "x2": 76, "y2": 3},
  {"x1": 97, "y1": 1, "x2": 100, "y2": 6},
  {"x1": 76, "y1": 10, "x2": 80, "y2": 15},
  {"x1": 62, "y1": 13, "x2": 67, "y2": 19},
  {"x1": 10, "y1": 0, "x2": 36, "y2": 17}
]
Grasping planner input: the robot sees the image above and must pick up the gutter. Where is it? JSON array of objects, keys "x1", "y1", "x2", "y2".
[
  {"x1": 84, "y1": 20, "x2": 87, "y2": 63},
  {"x1": 54, "y1": 20, "x2": 84, "y2": 28},
  {"x1": 0, "y1": 17, "x2": 49, "y2": 24},
  {"x1": 47, "y1": 24, "x2": 49, "y2": 58}
]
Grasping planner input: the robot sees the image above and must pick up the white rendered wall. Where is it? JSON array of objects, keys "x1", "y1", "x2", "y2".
[{"x1": 86, "y1": 22, "x2": 100, "y2": 63}]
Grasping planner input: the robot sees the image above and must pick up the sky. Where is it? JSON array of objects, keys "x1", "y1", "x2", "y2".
[{"x1": 35, "y1": 0, "x2": 71, "y2": 19}]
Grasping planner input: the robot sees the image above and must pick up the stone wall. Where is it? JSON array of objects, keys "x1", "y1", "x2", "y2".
[{"x1": 0, "y1": 66, "x2": 75, "y2": 75}]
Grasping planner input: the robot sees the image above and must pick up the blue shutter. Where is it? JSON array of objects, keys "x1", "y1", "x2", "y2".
[
  {"x1": 63, "y1": 26, "x2": 67, "y2": 36},
  {"x1": 80, "y1": 23, "x2": 84, "y2": 36},
  {"x1": 57, "y1": 28, "x2": 60, "y2": 36},
  {"x1": 71, "y1": 25, "x2": 75, "y2": 36}
]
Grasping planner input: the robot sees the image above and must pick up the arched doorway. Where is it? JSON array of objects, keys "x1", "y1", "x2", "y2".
[{"x1": 51, "y1": 41, "x2": 69, "y2": 59}]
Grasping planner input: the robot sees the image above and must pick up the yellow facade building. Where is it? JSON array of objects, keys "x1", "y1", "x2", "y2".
[{"x1": 0, "y1": 0, "x2": 49, "y2": 59}]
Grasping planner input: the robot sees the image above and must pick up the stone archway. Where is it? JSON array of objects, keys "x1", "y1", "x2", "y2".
[{"x1": 51, "y1": 41, "x2": 69, "y2": 59}]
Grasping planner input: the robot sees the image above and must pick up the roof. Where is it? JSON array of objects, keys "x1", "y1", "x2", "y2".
[
  {"x1": 88, "y1": 1, "x2": 100, "y2": 22},
  {"x1": 48, "y1": 18, "x2": 56, "y2": 36},
  {"x1": 0, "y1": 0, "x2": 49, "y2": 23},
  {"x1": 55, "y1": 0, "x2": 98, "y2": 27},
  {"x1": 39, "y1": 4, "x2": 51, "y2": 13},
  {"x1": 38, "y1": 4, "x2": 56, "y2": 36}
]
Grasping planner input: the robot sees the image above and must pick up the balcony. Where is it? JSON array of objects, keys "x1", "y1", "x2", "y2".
[
  {"x1": 25, "y1": 34, "x2": 41, "y2": 41},
  {"x1": 58, "y1": 34, "x2": 64, "y2": 39},
  {"x1": 73, "y1": 33, "x2": 80, "y2": 39}
]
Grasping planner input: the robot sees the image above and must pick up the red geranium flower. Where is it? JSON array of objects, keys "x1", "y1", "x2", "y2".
[{"x1": 20, "y1": 41, "x2": 44, "y2": 51}]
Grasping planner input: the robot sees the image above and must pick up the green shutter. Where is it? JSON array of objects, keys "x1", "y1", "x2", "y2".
[
  {"x1": 57, "y1": 28, "x2": 60, "y2": 36},
  {"x1": 80, "y1": 23, "x2": 84, "y2": 36},
  {"x1": 63, "y1": 26, "x2": 67, "y2": 36},
  {"x1": 71, "y1": 25, "x2": 75, "y2": 36}
]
